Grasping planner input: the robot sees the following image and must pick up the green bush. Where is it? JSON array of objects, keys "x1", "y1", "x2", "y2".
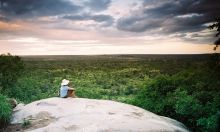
[
  {"x1": 0, "y1": 53, "x2": 24, "y2": 92},
  {"x1": 22, "y1": 118, "x2": 31, "y2": 128},
  {"x1": 133, "y1": 69, "x2": 220, "y2": 131},
  {"x1": 0, "y1": 94, "x2": 12, "y2": 128}
]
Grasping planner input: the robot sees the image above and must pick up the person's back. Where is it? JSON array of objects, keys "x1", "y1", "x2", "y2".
[
  {"x1": 59, "y1": 79, "x2": 76, "y2": 98},
  {"x1": 60, "y1": 85, "x2": 69, "y2": 98}
]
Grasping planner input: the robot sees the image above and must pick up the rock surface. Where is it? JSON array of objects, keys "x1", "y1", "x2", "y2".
[{"x1": 11, "y1": 97, "x2": 189, "y2": 132}]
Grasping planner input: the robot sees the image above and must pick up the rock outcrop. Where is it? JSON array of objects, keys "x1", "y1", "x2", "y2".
[{"x1": 11, "y1": 97, "x2": 189, "y2": 132}]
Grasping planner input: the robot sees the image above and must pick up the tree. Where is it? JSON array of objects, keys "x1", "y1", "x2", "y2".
[
  {"x1": 208, "y1": 18, "x2": 220, "y2": 68},
  {"x1": 0, "y1": 53, "x2": 24, "y2": 92},
  {"x1": 209, "y1": 18, "x2": 220, "y2": 51}
]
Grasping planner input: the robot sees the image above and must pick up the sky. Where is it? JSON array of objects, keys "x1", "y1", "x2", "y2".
[{"x1": 0, "y1": 0, "x2": 220, "y2": 55}]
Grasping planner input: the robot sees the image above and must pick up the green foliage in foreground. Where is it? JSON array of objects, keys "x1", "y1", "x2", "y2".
[
  {"x1": 1, "y1": 55, "x2": 220, "y2": 131},
  {"x1": 0, "y1": 94, "x2": 12, "y2": 128},
  {"x1": 0, "y1": 53, "x2": 24, "y2": 92},
  {"x1": 0, "y1": 54, "x2": 23, "y2": 128},
  {"x1": 132, "y1": 70, "x2": 220, "y2": 131}
]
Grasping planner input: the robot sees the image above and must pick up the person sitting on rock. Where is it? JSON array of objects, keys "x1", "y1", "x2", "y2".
[{"x1": 60, "y1": 79, "x2": 76, "y2": 98}]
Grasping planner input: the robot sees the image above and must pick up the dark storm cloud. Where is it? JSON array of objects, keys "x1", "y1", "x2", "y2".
[
  {"x1": 0, "y1": 0, "x2": 114, "y2": 32},
  {"x1": 84, "y1": 0, "x2": 111, "y2": 11},
  {"x1": 62, "y1": 14, "x2": 114, "y2": 27},
  {"x1": 0, "y1": 0, "x2": 81, "y2": 18},
  {"x1": 117, "y1": 16, "x2": 162, "y2": 32},
  {"x1": 0, "y1": 0, "x2": 113, "y2": 25},
  {"x1": 144, "y1": 0, "x2": 220, "y2": 18},
  {"x1": 117, "y1": 0, "x2": 220, "y2": 34}
]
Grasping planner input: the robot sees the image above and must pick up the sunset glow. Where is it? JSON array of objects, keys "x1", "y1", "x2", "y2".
[{"x1": 0, "y1": 0, "x2": 220, "y2": 55}]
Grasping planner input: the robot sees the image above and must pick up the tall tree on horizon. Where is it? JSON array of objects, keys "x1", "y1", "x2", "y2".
[{"x1": 209, "y1": 18, "x2": 220, "y2": 51}]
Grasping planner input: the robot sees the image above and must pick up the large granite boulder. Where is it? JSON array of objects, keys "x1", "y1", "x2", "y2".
[{"x1": 11, "y1": 97, "x2": 189, "y2": 132}]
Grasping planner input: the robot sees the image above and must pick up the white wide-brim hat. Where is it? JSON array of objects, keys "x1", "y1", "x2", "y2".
[{"x1": 61, "y1": 79, "x2": 70, "y2": 86}]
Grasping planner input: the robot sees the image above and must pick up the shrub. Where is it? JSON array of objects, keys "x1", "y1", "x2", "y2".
[
  {"x1": 0, "y1": 53, "x2": 24, "y2": 92},
  {"x1": 22, "y1": 118, "x2": 31, "y2": 128},
  {"x1": 133, "y1": 70, "x2": 220, "y2": 131},
  {"x1": 0, "y1": 94, "x2": 12, "y2": 128}
]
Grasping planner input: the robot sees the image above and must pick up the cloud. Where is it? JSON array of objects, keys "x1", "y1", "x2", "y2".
[
  {"x1": 0, "y1": 15, "x2": 9, "y2": 22},
  {"x1": 62, "y1": 14, "x2": 114, "y2": 27},
  {"x1": 0, "y1": 0, "x2": 218, "y2": 51},
  {"x1": 0, "y1": 0, "x2": 115, "y2": 38},
  {"x1": 0, "y1": 0, "x2": 81, "y2": 18},
  {"x1": 116, "y1": 0, "x2": 220, "y2": 34},
  {"x1": 0, "y1": 0, "x2": 113, "y2": 19},
  {"x1": 84, "y1": 0, "x2": 111, "y2": 11},
  {"x1": 117, "y1": 16, "x2": 161, "y2": 32}
]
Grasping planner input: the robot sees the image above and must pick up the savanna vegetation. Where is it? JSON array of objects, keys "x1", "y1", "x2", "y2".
[
  {"x1": 0, "y1": 54, "x2": 219, "y2": 131},
  {"x1": 0, "y1": 94, "x2": 12, "y2": 128},
  {"x1": 0, "y1": 53, "x2": 24, "y2": 128}
]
